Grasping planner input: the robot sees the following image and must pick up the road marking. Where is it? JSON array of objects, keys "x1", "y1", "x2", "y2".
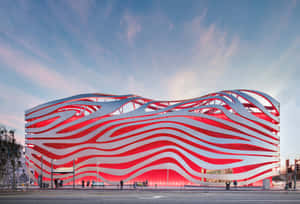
[
  {"x1": 153, "y1": 195, "x2": 164, "y2": 199},
  {"x1": 139, "y1": 195, "x2": 165, "y2": 199}
]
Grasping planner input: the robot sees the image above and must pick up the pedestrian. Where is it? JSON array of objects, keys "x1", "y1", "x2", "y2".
[
  {"x1": 87, "y1": 180, "x2": 90, "y2": 187},
  {"x1": 54, "y1": 179, "x2": 58, "y2": 189},
  {"x1": 38, "y1": 175, "x2": 42, "y2": 188},
  {"x1": 233, "y1": 180, "x2": 237, "y2": 188},
  {"x1": 82, "y1": 180, "x2": 85, "y2": 188},
  {"x1": 225, "y1": 181, "x2": 231, "y2": 190},
  {"x1": 120, "y1": 180, "x2": 124, "y2": 190}
]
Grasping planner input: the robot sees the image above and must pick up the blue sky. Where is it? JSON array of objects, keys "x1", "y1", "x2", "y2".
[{"x1": 0, "y1": 0, "x2": 299, "y2": 159}]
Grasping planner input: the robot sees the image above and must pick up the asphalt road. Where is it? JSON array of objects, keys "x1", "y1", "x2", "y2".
[{"x1": 1, "y1": 190, "x2": 300, "y2": 204}]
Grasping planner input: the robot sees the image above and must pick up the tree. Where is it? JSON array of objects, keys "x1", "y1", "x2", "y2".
[{"x1": 0, "y1": 126, "x2": 23, "y2": 189}]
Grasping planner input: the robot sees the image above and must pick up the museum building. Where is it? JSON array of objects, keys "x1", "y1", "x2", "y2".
[{"x1": 25, "y1": 89, "x2": 280, "y2": 187}]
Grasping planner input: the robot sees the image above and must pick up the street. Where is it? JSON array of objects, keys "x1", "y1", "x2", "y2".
[{"x1": 1, "y1": 190, "x2": 300, "y2": 204}]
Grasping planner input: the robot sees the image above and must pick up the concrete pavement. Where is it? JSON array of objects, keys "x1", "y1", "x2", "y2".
[{"x1": 1, "y1": 189, "x2": 300, "y2": 204}]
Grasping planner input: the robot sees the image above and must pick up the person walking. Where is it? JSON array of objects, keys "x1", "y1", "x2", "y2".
[
  {"x1": 233, "y1": 180, "x2": 237, "y2": 189},
  {"x1": 225, "y1": 181, "x2": 231, "y2": 190},
  {"x1": 120, "y1": 180, "x2": 124, "y2": 190},
  {"x1": 54, "y1": 179, "x2": 58, "y2": 189}
]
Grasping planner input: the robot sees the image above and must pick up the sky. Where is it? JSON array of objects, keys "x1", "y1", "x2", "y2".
[{"x1": 0, "y1": 0, "x2": 299, "y2": 160}]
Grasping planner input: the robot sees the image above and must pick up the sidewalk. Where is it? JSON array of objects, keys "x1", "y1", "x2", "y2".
[{"x1": 1, "y1": 184, "x2": 299, "y2": 192}]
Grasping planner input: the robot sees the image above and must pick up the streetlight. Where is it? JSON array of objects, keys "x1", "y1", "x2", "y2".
[
  {"x1": 96, "y1": 160, "x2": 102, "y2": 186},
  {"x1": 167, "y1": 166, "x2": 169, "y2": 186},
  {"x1": 39, "y1": 155, "x2": 43, "y2": 188},
  {"x1": 73, "y1": 158, "x2": 77, "y2": 189},
  {"x1": 51, "y1": 159, "x2": 54, "y2": 189},
  {"x1": 96, "y1": 161, "x2": 99, "y2": 183}
]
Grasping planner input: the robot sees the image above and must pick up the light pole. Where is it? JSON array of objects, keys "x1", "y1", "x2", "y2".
[
  {"x1": 51, "y1": 159, "x2": 53, "y2": 189},
  {"x1": 167, "y1": 167, "x2": 169, "y2": 186},
  {"x1": 294, "y1": 161, "x2": 297, "y2": 191},
  {"x1": 73, "y1": 158, "x2": 76, "y2": 189},
  {"x1": 40, "y1": 155, "x2": 43, "y2": 188},
  {"x1": 11, "y1": 131, "x2": 16, "y2": 190},
  {"x1": 96, "y1": 161, "x2": 100, "y2": 183}
]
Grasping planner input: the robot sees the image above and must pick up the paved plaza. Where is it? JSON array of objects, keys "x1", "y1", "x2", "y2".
[{"x1": 1, "y1": 189, "x2": 300, "y2": 204}]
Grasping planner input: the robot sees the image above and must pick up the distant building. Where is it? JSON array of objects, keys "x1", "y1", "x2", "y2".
[
  {"x1": 284, "y1": 159, "x2": 300, "y2": 179},
  {"x1": 25, "y1": 90, "x2": 280, "y2": 186}
]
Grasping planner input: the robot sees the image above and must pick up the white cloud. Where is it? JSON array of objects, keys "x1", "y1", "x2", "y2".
[
  {"x1": 166, "y1": 13, "x2": 239, "y2": 99},
  {"x1": 121, "y1": 12, "x2": 141, "y2": 44},
  {"x1": 64, "y1": 0, "x2": 95, "y2": 23},
  {"x1": 280, "y1": 98, "x2": 300, "y2": 159},
  {"x1": 0, "y1": 41, "x2": 97, "y2": 95},
  {"x1": 0, "y1": 82, "x2": 43, "y2": 144}
]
